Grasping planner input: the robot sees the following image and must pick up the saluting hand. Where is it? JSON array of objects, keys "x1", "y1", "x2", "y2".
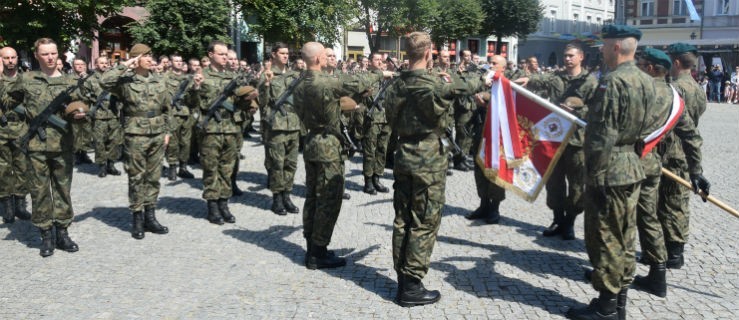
[{"x1": 123, "y1": 54, "x2": 142, "y2": 69}]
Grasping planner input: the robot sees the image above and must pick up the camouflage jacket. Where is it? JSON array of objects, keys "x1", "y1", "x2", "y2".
[
  {"x1": 259, "y1": 66, "x2": 301, "y2": 132},
  {"x1": 360, "y1": 69, "x2": 388, "y2": 124},
  {"x1": 673, "y1": 72, "x2": 706, "y2": 127},
  {"x1": 453, "y1": 66, "x2": 483, "y2": 111},
  {"x1": 1, "y1": 71, "x2": 88, "y2": 152},
  {"x1": 99, "y1": 64, "x2": 173, "y2": 135},
  {"x1": 0, "y1": 73, "x2": 28, "y2": 140},
  {"x1": 293, "y1": 70, "x2": 379, "y2": 163},
  {"x1": 195, "y1": 67, "x2": 250, "y2": 134},
  {"x1": 83, "y1": 71, "x2": 120, "y2": 120},
  {"x1": 528, "y1": 70, "x2": 598, "y2": 146},
  {"x1": 505, "y1": 69, "x2": 526, "y2": 81},
  {"x1": 164, "y1": 71, "x2": 196, "y2": 117},
  {"x1": 639, "y1": 77, "x2": 674, "y2": 177},
  {"x1": 656, "y1": 78, "x2": 703, "y2": 175},
  {"x1": 385, "y1": 69, "x2": 483, "y2": 174},
  {"x1": 583, "y1": 60, "x2": 656, "y2": 187}
]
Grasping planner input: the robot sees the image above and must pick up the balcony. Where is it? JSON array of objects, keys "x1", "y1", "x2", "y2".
[{"x1": 632, "y1": 15, "x2": 700, "y2": 28}]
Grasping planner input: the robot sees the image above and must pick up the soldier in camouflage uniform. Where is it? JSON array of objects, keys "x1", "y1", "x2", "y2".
[
  {"x1": 632, "y1": 48, "x2": 705, "y2": 298},
  {"x1": 514, "y1": 42, "x2": 598, "y2": 240},
  {"x1": 259, "y1": 43, "x2": 302, "y2": 215},
  {"x1": 451, "y1": 49, "x2": 477, "y2": 171},
  {"x1": 658, "y1": 43, "x2": 711, "y2": 269},
  {"x1": 84, "y1": 56, "x2": 123, "y2": 178},
  {"x1": 196, "y1": 41, "x2": 256, "y2": 225},
  {"x1": 293, "y1": 42, "x2": 386, "y2": 270},
  {"x1": 71, "y1": 57, "x2": 94, "y2": 165},
  {"x1": 567, "y1": 25, "x2": 656, "y2": 320},
  {"x1": 99, "y1": 43, "x2": 180, "y2": 240},
  {"x1": 0, "y1": 46, "x2": 32, "y2": 223},
  {"x1": 384, "y1": 32, "x2": 484, "y2": 307},
  {"x1": 1, "y1": 38, "x2": 89, "y2": 257},
  {"x1": 360, "y1": 52, "x2": 392, "y2": 195},
  {"x1": 164, "y1": 54, "x2": 196, "y2": 181},
  {"x1": 226, "y1": 49, "x2": 247, "y2": 196}
]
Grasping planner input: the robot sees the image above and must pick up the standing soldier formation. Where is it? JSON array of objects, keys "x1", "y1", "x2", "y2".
[{"x1": 85, "y1": 56, "x2": 123, "y2": 178}]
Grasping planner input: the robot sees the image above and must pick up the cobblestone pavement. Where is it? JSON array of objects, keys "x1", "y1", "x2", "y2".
[{"x1": 1, "y1": 103, "x2": 737, "y2": 319}]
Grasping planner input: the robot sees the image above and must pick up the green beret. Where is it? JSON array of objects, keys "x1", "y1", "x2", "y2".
[
  {"x1": 667, "y1": 42, "x2": 698, "y2": 55},
  {"x1": 129, "y1": 43, "x2": 152, "y2": 58},
  {"x1": 642, "y1": 48, "x2": 672, "y2": 70},
  {"x1": 601, "y1": 24, "x2": 642, "y2": 40}
]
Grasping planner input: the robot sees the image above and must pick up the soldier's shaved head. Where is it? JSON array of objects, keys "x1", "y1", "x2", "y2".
[
  {"x1": 301, "y1": 42, "x2": 325, "y2": 69},
  {"x1": 1, "y1": 47, "x2": 19, "y2": 74},
  {"x1": 490, "y1": 55, "x2": 507, "y2": 72}
]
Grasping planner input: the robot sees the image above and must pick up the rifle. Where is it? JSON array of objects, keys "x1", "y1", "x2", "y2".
[
  {"x1": 198, "y1": 74, "x2": 244, "y2": 129},
  {"x1": 88, "y1": 91, "x2": 111, "y2": 119},
  {"x1": 269, "y1": 72, "x2": 305, "y2": 121},
  {"x1": 339, "y1": 121, "x2": 358, "y2": 156},
  {"x1": 171, "y1": 74, "x2": 193, "y2": 111},
  {"x1": 443, "y1": 127, "x2": 463, "y2": 156},
  {"x1": 366, "y1": 77, "x2": 394, "y2": 115},
  {"x1": 13, "y1": 73, "x2": 92, "y2": 154}
]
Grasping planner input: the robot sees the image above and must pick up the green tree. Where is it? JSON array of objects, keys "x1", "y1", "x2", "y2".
[
  {"x1": 240, "y1": 0, "x2": 355, "y2": 45},
  {"x1": 481, "y1": 0, "x2": 543, "y2": 53},
  {"x1": 0, "y1": 0, "x2": 127, "y2": 51},
  {"x1": 357, "y1": 0, "x2": 438, "y2": 53},
  {"x1": 430, "y1": 0, "x2": 484, "y2": 47},
  {"x1": 128, "y1": 0, "x2": 231, "y2": 58}
]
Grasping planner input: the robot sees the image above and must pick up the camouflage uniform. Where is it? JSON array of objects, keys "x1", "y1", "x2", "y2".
[
  {"x1": 384, "y1": 69, "x2": 480, "y2": 281},
  {"x1": 0, "y1": 74, "x2": 30, "y2": 216},
  {"x1": 360, "y1": 70, "x2": 391, "y2": 181},
  {"x1": 99, "y1": 64, "x2": 172, "y2": 212},
  {"x1": 293, "y1": 70, "x2": 377, "y2": 248},
  {"x1": 582, "y1": 60, "x2": 656, "y2": 294},
  {"x1": 164, "y1": 72, "x2": 195, "y2": 169},
  {"x1": 2, "y1": 71, "x2": 88, "y2": 229},
  {"x1": 84, "y1": 71, "x2": 122, "y2": 166},
  {"x1": 452, "y1": 67, "x2": 477, "y2": 163},
  {"x1": 258, "y1": 66, "x2": 301, "y2": 196}
]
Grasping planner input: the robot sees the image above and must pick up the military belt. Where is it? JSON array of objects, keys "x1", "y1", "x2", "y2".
[
  {"x1": 397, "y1": 132, "x2": 435, "y2": 143},
  {"x1": 125, "y1": 110, "x2": 162, "y2": 118}
]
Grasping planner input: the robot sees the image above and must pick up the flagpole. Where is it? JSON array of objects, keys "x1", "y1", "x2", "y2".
[
  {"x1": 508, "y1": 81, "x2": 587, "y2": 127},
  {"x1": 661, "y1": 168, "x2": 739, "y2": 219}
]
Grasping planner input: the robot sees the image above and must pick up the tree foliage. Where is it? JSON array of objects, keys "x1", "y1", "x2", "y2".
[
  {"x1": 239, "y1": 0, "x2": 355, "y2": 45},
  {"x1": 429, "y1": 0, "x2": 484, "y2": 46},
  {"x1": 0, "y1": 0, "x2": 128, "y2": 51},
  {"x1": 481, "y1": 0, "x2": 544, "y2": 53}
]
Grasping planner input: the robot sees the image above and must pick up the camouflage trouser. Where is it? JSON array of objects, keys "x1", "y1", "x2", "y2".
[
  {"x1": 453, "y1": 106, "x2": 474, "y2": 159},
  {"x1": 93, "y1": 118, "x2": 122, "y2": 165},
  {"x1": 166, "y1": 115, "x2": 193, "y2": 165},
  {"x1": 474, "y1": 163, "x2": 506, "y2": 203},
  {"x1": 658, "y1": 161, "x2": 691, "y2": 244},
  {"x1": 350, "y1": 105, "x2": 366, "y2": 141},
  {"x1": 584, "y1": 183, "x2": 640, "y2": 294},
  {"x1": 303, "y1": 160, "x2": 345, "y2": 247},
  {"x1": 27, "y1": 151, "x2": 74, "y2": 229},
  {"x1": 201, "y1": 133, "x2": 238, "y2": 200},
  {"x1": 72, "y1": 119, "x2": 93, "y2": 152},
  {"x1": 636, "y1": 161, "x2": 667, "y2": 264},
  {"x1": 545, "y1": 145, "x2": 585, "y2": 215},
  {"x1": 124, "y1": 133, "x2": 165, "y2": 212},
  {"x1": 362, "y1": 121, "x2": 391, "y2": 177},
  {"x1": 0, "y1": 139, "x2": 29, "y2": 197},
  {"x1": 392, "y1": 169, "x2": 446, "y2": 280},
  {"x1": 266, "y1": 130, "x2": 299, "y2": 193}
]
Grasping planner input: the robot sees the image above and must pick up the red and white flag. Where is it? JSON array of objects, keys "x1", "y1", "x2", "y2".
[
  {"x1": 476, "y1": 71, "x2": 580, "y2": 201},
  {"x1": 640, "y1": 85, "x2": 685, "y2": 158}
]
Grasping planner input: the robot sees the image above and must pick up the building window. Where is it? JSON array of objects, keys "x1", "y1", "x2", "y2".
[
  {"x1": 716, "y1": 0, "x2": 730, "y2": 15},
  {"x1": 673, "y1": 0, "x2": 687, "y2": 16},
  {"x1": 596, "y1": 16, "x2": 602, "y2": 24},
  {"x1": 550, "y1": 10, "x2": 556, "y2": 32},
  {"x1": 641, "y1": 0, "x2": 655, "y2": 17}
]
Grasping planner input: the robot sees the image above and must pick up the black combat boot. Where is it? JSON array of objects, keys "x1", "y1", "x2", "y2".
[
  {"x1": 231, "y1": 172, "x2": 244, "y2": 196},
  {"x1": 13, "y1": 195, "x2": 31, "y2": 221},
  {"x1": 561, "y1": 212, "x2": 577, "y2": 240},
  {"x1": 131, "y1": 211, "x2": 145, "y2": 239},
  {"x1": 76, "y1": 151, "x2": 93, "y2": 164},
  {"x1": 453, "y1": 157, "x2": 470, "y2": 171},
  {"x1": 632, "y1": 262, "x2": 667, "y2": 297},
  {"x1": 282, "y1": 191, "x2": 299, "y2": 214},
  {"x1": 2, "y1": 197, "x2": 14, "y2": 223},
  {"x1": 218, "y1": 199, "x2": 235, "y2": 223},
  {"x1": 363, "y1": 176, "x2": 377, "y2": 195},
  {"x1": 565, "y1": 291, "x2": 618, "y2": 320},
  {"x1": 465, "y1": 197, "x2": 490, "y2": 220},
  {"x1": 177, "y1": 161, "x2": 194, "y2": 179},
  {"x1": 39, "y1": 228, "x2": 55, "y2": 257},
  {"x1": 55, "y1": 226, "x2": 79, "y2": 252},
  {"x1": 463, "y1": 155, "x2": 475, "y2": 169},
  {"x1": 543, "y1": 209, "x2": 565, "y2": 237},
  {"x1": 666, "y1": 241, "x2": 684, "y2": 269},
  {"x1": 342, "y1": 192, "x2": 351, "y2": 200},
  {"x1": 144, "y1": 206, "x2": 169, "y2": 234},
  {"x1": 306, "y1": 244, "x2": 346, "y2": 270},
  {"x1": 168, "y1": 164, "x2": 177, "y2": 181},
  {"x1": 98, "y1": 164, "x2": 108, "y2": 178},
  {"x1": 373, "y1": 175, "x2": 389, "y2": 193},
  {"x1": 397, "y1": 274, "x2": 441, "y2": 307},
  {"x1": 207, "y1": 200, "x2": 224, "y2": 225},
  {"x1": 483, "y1": 200, "x2": 501, "y2": 224},
  {"x1": 106, "y1": 161, "x2": 121, "y2": 175},
  {"x1": 616, "y1": 289, "x2": 627, "y2": 320},
  {"x1": 271, "y1": 193, "x2": 287, "y2": 215}
]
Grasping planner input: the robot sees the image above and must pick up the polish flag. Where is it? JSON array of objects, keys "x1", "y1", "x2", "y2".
[
  {"x1": 476, "y1": 71, "x2": 581, "y2": 201},
  {"x1": 640, "y1": 85, "x2": 685, "y2": 158}
]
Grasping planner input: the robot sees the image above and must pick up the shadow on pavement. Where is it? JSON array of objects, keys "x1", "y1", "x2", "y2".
[
  {"x1": 74, "y1": 206, "x2": 131, "y2": 233},
  {"x1": 1, "y1": 219, "x2": 38, "y2": 248},
  {"x1": 158, "y1": 196, "x2": 205, "y2": 220}
]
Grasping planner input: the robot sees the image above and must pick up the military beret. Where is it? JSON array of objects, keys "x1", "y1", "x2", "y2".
[
  {"x1": 129, "y1": 43, "x2": 151, "y2": 58},
  {"x1": 601, "y1": 24, "x2": 642, "y2": 41},
  {"x1": 642, "y1": 48, "x2": 672, "y2": 70},
  {"x1": 339, "y1": 96, "x2": 358, "y2": 110},
  {"x1": 563, "y1": 97, "x2": 585, "y2": 109},
  {"x1": 64, "y1": 100, "x2": 89, "y2": 116},
  {"x1": 667, "y1": 42, "x2": 698, "y2": 55},
  {"x1": 234, "y1": 85, "x2": 257, "y2": 98}
]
